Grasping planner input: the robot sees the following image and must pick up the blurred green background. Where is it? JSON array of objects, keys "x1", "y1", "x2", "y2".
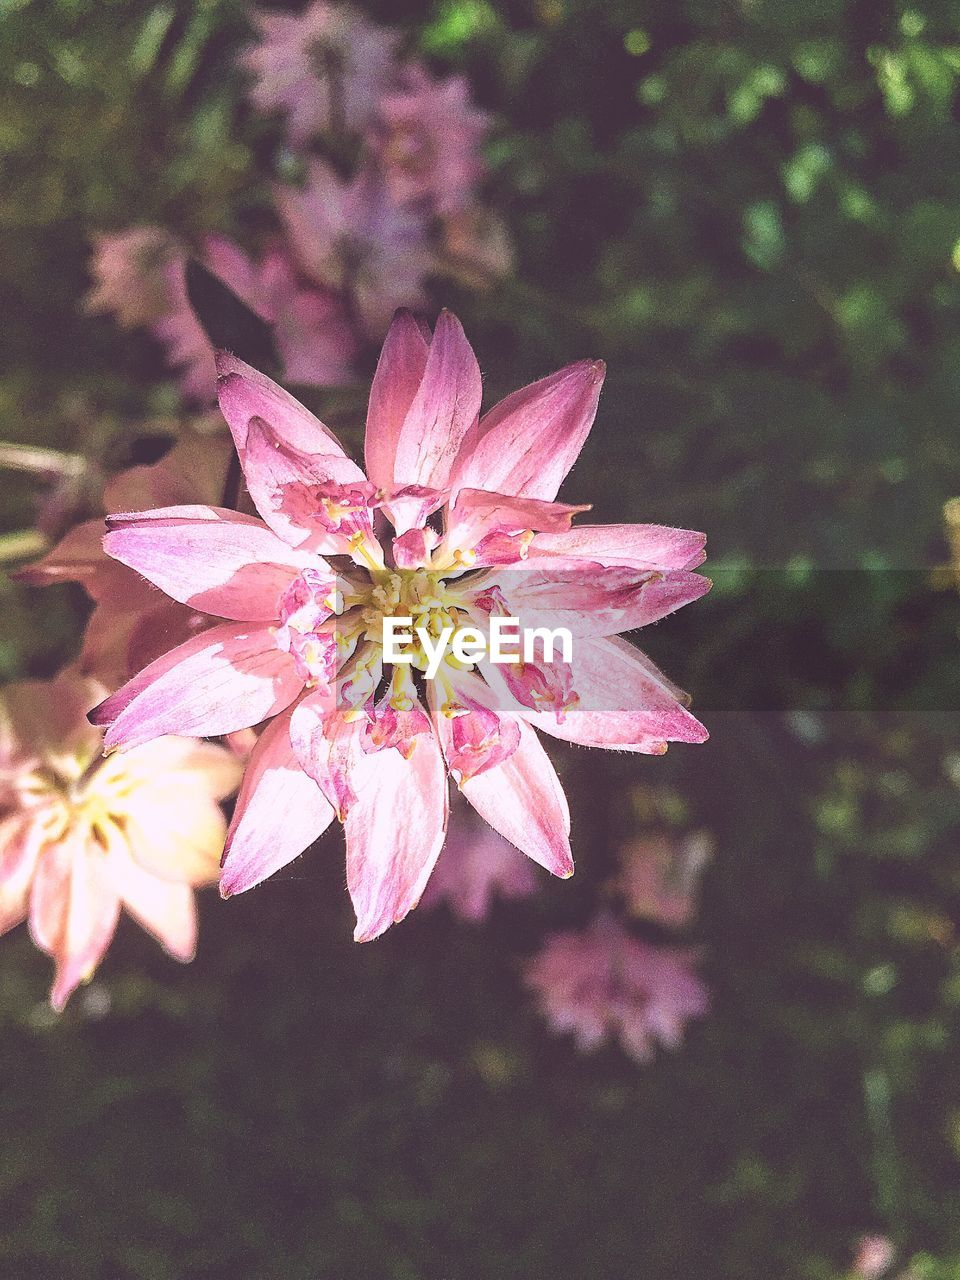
[{"x1": 5, "y1": 0, "x2": 960, "y2": 1276}]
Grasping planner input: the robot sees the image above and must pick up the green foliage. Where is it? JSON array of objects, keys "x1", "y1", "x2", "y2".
[{"x1": 3, "y1": 1, "x2": 960, "y2": 1276}]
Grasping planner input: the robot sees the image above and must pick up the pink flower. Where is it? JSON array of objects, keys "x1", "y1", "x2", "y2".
[
  {"x1": 242, "y1": 2, "x2": 399, "y2": 145},
  {"x1": 86, "y1": 227, "x2": 180, "y2": 329},
  {"x1": 616, "y1": 830, "x2": 713, "y2": 929},
  {"x1": 93, "y1": 309, "x2": 709, "y2": 942},
  {"x1": 371, "y1": 65, "x2": 490, "y2": 214},
  {"x1": 17, "y1": 426, "x2": 234, "y2": 686},
  {"x1": 88, "y1": 230, "x2": 357, "y2": 399},
  {"x1": 421, "y1": 810, "x2": 538, "y2": 921},
  {"x1": 523, "y1": 914, "x2": 709, "y2": 1063},
  {"x1": 0, "y1": 671, "x2": 240, "y2": 1010},
  {"x1": 276, "y1": 162, "x2": 434, "y2": 337}
]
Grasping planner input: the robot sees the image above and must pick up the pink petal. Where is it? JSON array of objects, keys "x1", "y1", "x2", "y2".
[
  {"x1": 221, "y1": 708, "x2": 335, "y2": 895},
  {"x1": 103, "y1": 505, "x2": 316, "y2": 621},
  {"x1": 391, "y1": 310, "x2": 482, "y2": 492},
  {"x1": 485, "y1": 567, "x2": 711, "y2": 637},
  {"x1": 525, "y1": 523, "x2": 707, "y2": 571},
  {"x1": 29, "y1": 831, "x2": 121, "y2": 1011},
  {"x1": 460, "y1": 719, "x2": 572, "y2": 877},
  {"x1": 483, "y1": 635, "x2": 707, "y2": 752},
  {"x1": 427, "y1": 670, "x2": 521, "y2": 782},
  {"x1": 364, "y1": 310, "x2": 430, "y2": 490},
  {"x1": 289, "y1": 692, "x2": 363, "y2": 819},
  {"x1": 344, "y1": 727, "x2": 449, "y2": 942},
  {"x1": 215, "y1": 352, "x2": 361, "y2": 463},
  {"x1": 445, "y1": 488, "x2": 590, "y2": 552},
  {"x1": 91, "y1": 621, "x2": 303, "y2": 750},
  {"x1": 451, "y1": 359, "x2": 605, "y2": 502},
  {"x1": 105, "y1": 837, "x2": 198, "y2": 961},
  {"x1": 122, "y1": 785, "x2": 229, "y2": 887},
  {"x1": 0, "y1": 816, "x2": 42, "y2": 935},
  {"x1": 13, "y1": 519, "x2": 111, "y2": 589},
  {"x1": 242, "y1": 417, "x2": 369, "y2": 552}
]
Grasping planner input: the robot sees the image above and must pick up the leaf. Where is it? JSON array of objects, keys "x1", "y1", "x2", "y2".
[{"x1": 184, "y1": 258, "x2": 280, "y2": 374}]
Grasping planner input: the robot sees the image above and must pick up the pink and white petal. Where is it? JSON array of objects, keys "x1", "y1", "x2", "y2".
[
  {"x1": 242, "y1": 417, "x2": 366, "y2": 551},
  {"x1": 364, "y1": 310, "x2": 430, "y2": 490},
  {"x1": 482, "y1": 635, "x2": 707, "y2": 751},
  {"x1": 91, "y1": 621, "x2": 303, "y2": 750},
  {"x1": 289, "y1": 692, "x2": 364, "y2": 819},
  {"x1": 221, "y1": 708, "x2": 335, "y2": 896},
  {"x1": 0, "y1": 815, "x2": 42, "y2": 935},
  {"x1": 460, "y1": 719, "x2": 572, "y2": 877},
  {"x1": 344, "y1": 728, "x2": 449, "y2": 942},
  {"x1": 392, "y1": 526, "x2": 439, "y2": 569},
  {"x1": 215, "y1": 351, "x2": 360, "y2": 463},
  {"x1": 104, "y1": 832, "x2": 198, "y2": 961},
  {"x1": 120, "y1": 736, "x2": 242, "y2": 801},
  {"x1": 451, "y1": 359, "x2": 605, "y2": 502},
  {"x1": 391, "y1": 310, "x2": 483, "y2": 492},
  {"x1": 103, "y1": 505, "x2": 315, "y2": 621},
  {"x1": 486, "y1": 567, "x2": 711, "y2": 638},
  {"x1": 29, "y1": 832, "x2": 121, "y2": 1011},
  {"x1": 122, "y1": 787, "x2": 228, "y2": 886},
  {"x1": 445, "y1": 489, "x2": 590, "y2": 551},
  {"x1": 525, "y1": 523, "x2": 707, "y2": 571}
]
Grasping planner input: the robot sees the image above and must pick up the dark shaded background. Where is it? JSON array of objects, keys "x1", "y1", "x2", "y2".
[{"x1": 4, "y1": 1, "x2": 960, "y2": 1276}]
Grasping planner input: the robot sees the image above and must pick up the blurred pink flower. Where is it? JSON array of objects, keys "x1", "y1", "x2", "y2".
[
  {"x1": 17, "y1": 427, "x2": 234, "y2": 687},
  {"x1": 524, "y1": 914, "x2": 709, "y2": 1062},
  {"x1": 277, "y1": 162, "x2": 434, "y2": 337},
  {"x1": 242, "y1": 1, "x2": 399, "y2": 145},
  {"x1": 852, "y1": 1236, "x2": 896, "y2": 1279},
  {"x1": 616, "y1": 829, "x2": 712, "y2": 929},
  {"x1": 371, "y1": 65, "x2": 490, "y2": 214},
  {"x1": 86, "y1": 227, "x2": 180, "y2": 329},
  {"x1": 88, "y1": 230, "x2": 357, "y2": 399},
  {"x1": 0, "y1": 671, "x2": 239, "y2": 1010},
  {"x1": 92, "y1": 310, "x2": 709, "y2": 942},
  {"x1": 422, "y1": 814, "x2": 538, "y2": 920}
]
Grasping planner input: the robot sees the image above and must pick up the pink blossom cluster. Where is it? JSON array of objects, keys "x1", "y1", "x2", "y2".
[
  {"x1": 522, "y1": 813, "x2": 712, "y2": 1065},
  {"x1": 87, "y1": 2, "x2": 508, "y2": 402}
]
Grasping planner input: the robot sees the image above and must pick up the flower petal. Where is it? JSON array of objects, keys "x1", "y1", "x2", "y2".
[
  {"x1": 29, "y1": 830, "x2": 121, "y2": 1011},
  {"x1": 444, "y1": 489, "x2": 590, "y2": 553},
  {"x1": 364, "y1": 309, "x2": 430, "y2": 490},
  {"x1": 391, "y1": 310, "x2": 482, "y2": 492},
  {"x1": 91, "y1": 621, "x2": 302, "y2": 750},
  {"x1": 241, "y1": 417, "x2": 369, "y2": 551},
  {"x1": 525, "y1": 523, "x2": 707, "y2": 571},
  {"x1": 451, "y1": 359, "x2": 605, "y2": 502},
  {"x1": 0, "y1": 815, "x2": 42, "y2": 935},
  {"x1": 482, "y1": 635, "x2": 707, "y2": 752},
  {"x1": 103, "y1": 505, "x2": 316, "y2": 621},
  {"x1": 216, "y1": 351, "x2": 361, "y2": 462},
  {"x1": 105, "y1": 835, "x2": 198, "y2": 961},
  {"x1": 485, "y1": 567, "x2": 712, "y2": 637},
  {"x1": 460, "y1": 719, "x2": 572, "y2": 877},
  {"x1": 221, "y1": 708, "x2": 335, "y2": 896},
  {"x1": 344, "y1": 726, "x2": 449, "y2": 942}
]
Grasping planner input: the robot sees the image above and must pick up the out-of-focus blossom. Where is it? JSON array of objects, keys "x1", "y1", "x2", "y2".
[
  {"x1": 0, "y1": 671, "x2": 240, "y2": 1010},
  {"x1": 17, "y1": 426, "x2": 233, "y2": 686},
  {"x1": 852, "y1": 1236, "x2": 896, "y2": 1279},
  {"x1": 91, "y1": 309, "x2": 709, "y2": 943},
  {"x1": 422, "y1": 813, "x2": 538, "y2": 920},
  {"x1": 439, "y1": 207, "x2": 514, "y2": 290},
  {"x1": 616, "y1": 829, "x2": 712, "y2": 929},
  {"x1": 523, "y1": 914, "x2": 709, "y2": 1062},
  {"x1": 88, "y1": 230, "x2": 357, "y2": 400},
  {"x1": 242, "y1": 1, "x2": 399, "y2": 145},
  {"x1": 371, "y1": 66, "x2": 489, "y2": 214},
  {"x1": 277, "y1": 163, "x2": 434, "y2": 337},
  {"x1": 86, "y1": 227, "x2": 180, "y2": 330}
]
